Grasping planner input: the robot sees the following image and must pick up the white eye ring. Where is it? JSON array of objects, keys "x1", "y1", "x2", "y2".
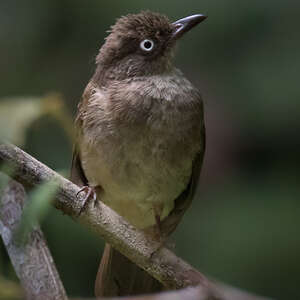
[{"x1": 140, "y1": 39, "x2": 154, "y2": 52}]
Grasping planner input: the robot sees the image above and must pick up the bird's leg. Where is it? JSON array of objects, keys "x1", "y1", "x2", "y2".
[
  {"x1": 155, "y1": 214, "x2": 161, "y2": 238},
  {"x1": 153, "y1": 204, "x2": 164, "y2": 242},
  {"x1": 76, "y1": 185, "x2": 98, "y2": 216}
]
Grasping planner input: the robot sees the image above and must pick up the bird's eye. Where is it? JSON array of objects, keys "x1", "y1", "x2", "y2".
[{"x1": 140, "y1": 39, "x2": 154, "y2": 52}]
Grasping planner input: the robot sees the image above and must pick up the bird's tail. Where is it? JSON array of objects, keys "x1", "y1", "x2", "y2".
[{"x1": 95, "y1": 243, "x2": 163, "y2": 297}]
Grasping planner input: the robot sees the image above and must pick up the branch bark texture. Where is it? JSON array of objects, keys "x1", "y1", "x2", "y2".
[
  {"x1": 0, "y1": 174, "x2": 68, "y2": 300},
  {"x1": 0, "y1": 142, "x2": 273, "y2": 300}
]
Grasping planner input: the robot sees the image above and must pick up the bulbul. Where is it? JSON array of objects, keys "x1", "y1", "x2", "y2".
[{"x1": 71, "y1": 11, "x2": 206, "y2": 297}]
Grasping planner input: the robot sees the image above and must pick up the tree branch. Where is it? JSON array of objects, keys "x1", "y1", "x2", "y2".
[
  {"x1": 0, "y1": 174, "x2": 68, "y2": 300},
  {"x1": 0, "y1": 142, "x2": 273, "y2": 300}
]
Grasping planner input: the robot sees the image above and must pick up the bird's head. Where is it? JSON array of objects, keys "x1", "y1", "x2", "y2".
[{"x1": 94, "y1": 11, "x2": 207, "y2": 82}]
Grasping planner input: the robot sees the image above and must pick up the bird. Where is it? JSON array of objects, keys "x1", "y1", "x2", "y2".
[{"x1": 71, "y1": 11, "x2": 206, "y2": 297}]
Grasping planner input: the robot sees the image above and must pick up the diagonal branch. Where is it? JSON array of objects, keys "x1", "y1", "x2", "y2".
[{"x1": 0, "y1": 142, "x2": 273, "y2": 300}]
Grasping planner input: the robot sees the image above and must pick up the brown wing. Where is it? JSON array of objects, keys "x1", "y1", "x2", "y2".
[
  {"x1": 160, "y1": 123, "x2": 206, "y2": 237},
  {"x1": 70, "y1": 145, "x2": 88, "y2": 186},
  {"x1": 70, "y1": 81, "x2": 96, "y2": 186}
]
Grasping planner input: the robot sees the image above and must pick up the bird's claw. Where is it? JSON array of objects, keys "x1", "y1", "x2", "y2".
[{"x1": 76, "y1": 186, "x2": 97, "y2": 216}]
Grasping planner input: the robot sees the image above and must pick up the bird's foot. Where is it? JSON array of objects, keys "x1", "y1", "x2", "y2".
[
  {"x1": 76, "y1": 186, "x2": 97, "y2": 216},
  {"x1": 149, "y1": 234, "x2": 170, "y2": 259}
]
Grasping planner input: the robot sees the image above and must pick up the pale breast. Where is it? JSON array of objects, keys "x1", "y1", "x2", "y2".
[{"x1": 79, "y1": 71, "x2": 204, "y2": 229}]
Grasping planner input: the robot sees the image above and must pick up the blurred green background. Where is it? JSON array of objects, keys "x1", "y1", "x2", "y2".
[{"x1": 0, "y1": 0, "x2": 299, "y2": 299}]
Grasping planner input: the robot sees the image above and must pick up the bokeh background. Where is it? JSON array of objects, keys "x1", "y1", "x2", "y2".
[{"x1": 0, "y1": 0, "x2": 299, "y2": 299}]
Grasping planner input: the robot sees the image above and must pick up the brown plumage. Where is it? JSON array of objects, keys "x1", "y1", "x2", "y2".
[{"x1": 71, "y1": 11, "x2": 207, "y2": 297}]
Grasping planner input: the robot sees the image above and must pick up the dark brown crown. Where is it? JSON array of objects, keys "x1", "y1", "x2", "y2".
[
  {"x1": 110, "y1": 11, "x2": 173, "y2": 40},
  {"x1": 96, "y1": 11, "x2": 174, "y2": 67}
]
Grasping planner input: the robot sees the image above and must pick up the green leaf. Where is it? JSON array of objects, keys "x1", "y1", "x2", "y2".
[
  {"x1": 15, "y1": 179, "x2": 59, "y2": 245},
  {"x1": 0, "y1": 164, "x2": 16, "y2": 195}
]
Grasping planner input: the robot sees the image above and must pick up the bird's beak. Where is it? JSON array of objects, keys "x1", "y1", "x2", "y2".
[{"x1": 172, "y1": 14, "x2": 207, "y2": 40}]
